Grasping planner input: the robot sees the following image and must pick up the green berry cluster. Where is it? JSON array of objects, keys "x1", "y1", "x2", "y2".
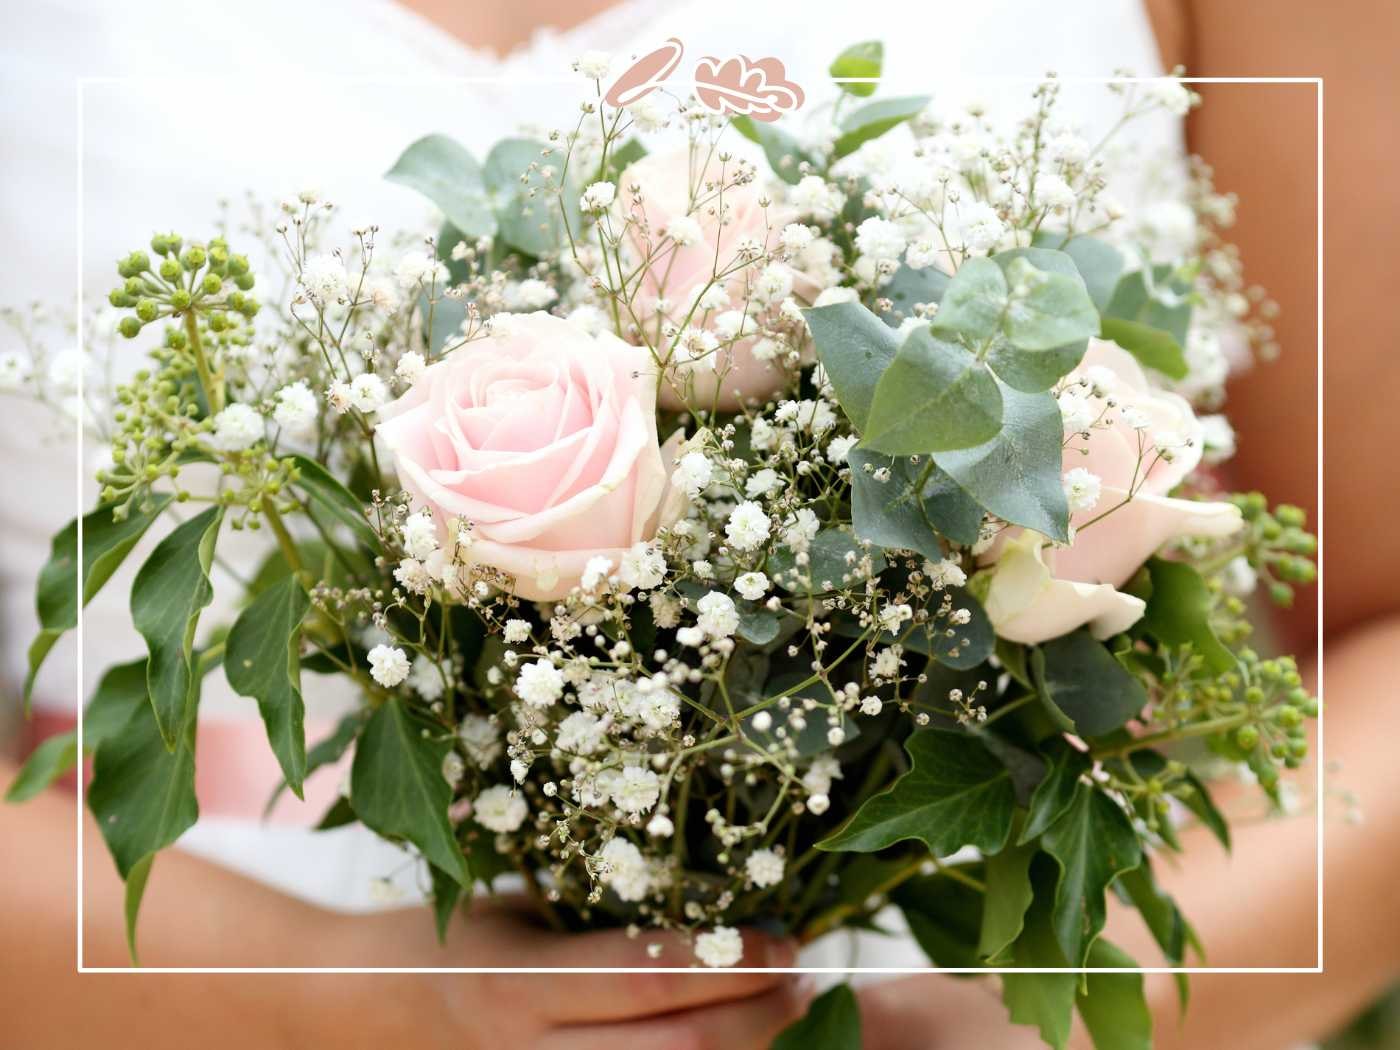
[
  {"x1": 1228, "y1": 493, "x2": 1318, "y2": 607},
  {"x1": 1209, "y1": 650, "x2": 1318, "y2": 796},
  {"x1": 109, "y1": 234, "x2": 259, "y2": 341}
]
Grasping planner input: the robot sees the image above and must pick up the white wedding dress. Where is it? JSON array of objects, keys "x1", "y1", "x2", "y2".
[{"x1": 0, "y1": 0, "x2": 1182, "y2": 962}]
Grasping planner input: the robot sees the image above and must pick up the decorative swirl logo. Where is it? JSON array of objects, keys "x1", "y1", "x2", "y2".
[
  {"x1": 604, "y1": 40, "x2": 805, "y2": 123},
  {"x1": 693, "y1": 55, "x2": 805, "y2": 123}
]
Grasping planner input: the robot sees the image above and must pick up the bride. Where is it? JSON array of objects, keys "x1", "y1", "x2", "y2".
[{"x1": 1, "y1": 1, "x2": 1392, "y2": 1048}]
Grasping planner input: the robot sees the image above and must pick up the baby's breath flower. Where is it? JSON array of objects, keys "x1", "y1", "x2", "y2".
[
  {"x1": 516, "y1": 659, "x2": 565, "y2": 708},
  {"x1": 695, "y1": 926, "x2": 744, "y2": 968},
  {"x1": 367, "y1": 644, "x2": 411, "y2": 687},
  {"x1": 474, "y1": 785, "x2": 528, "y2": 833}
]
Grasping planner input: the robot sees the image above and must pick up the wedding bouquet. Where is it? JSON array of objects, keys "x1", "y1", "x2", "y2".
[{"x1": 9, "y1": 40, "x2": 1318, "y2": 1049}]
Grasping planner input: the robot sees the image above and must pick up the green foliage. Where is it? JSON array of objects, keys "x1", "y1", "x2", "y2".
[
  {"x1": 1018, "y1": 744, "x2": 1090, "y2": 844},
  {"x1": 732, "y1": 117, "x2": 814, "y2": 184},
  {"x1": 833, "y1": 95, "x2": 931, "y2": 158},
  {"x1": 1003, "y1": 873, "x2": 1077, "y2": 1050},
  {"x1": 1000, "y1": 255, "x2": 1101, "y2": 352},
  {"x1": 1040, "y1": 782, "x2": 1143, "y2": 966},
  {"x1": 350, "y1": 699, "x2": 471, "y2": 887},
  {"x1": 24, "y1": 495, "x2": 172, "y2": 704},
  {"x1": 772, "y1": 984, "x2": 862, "y2": 1050},
  {"x1": 130, "y1": 506, "x2": 222, "y2": 748},
  {"x1": 933, "y1": 385, "x2": 1071, "y2": 543},
  {"x1": 803, "y1": 302, "x2": 899, "y2": 431},
  {"x1": 1143, "y1": 558, "x2": 1235, "y2": 674},
  {"x1": 430, "y1": 863, "x2": 465, "y2": 945},
  {"x1": 979, "y1": 839, "x2": 1037, "y2": 962},
  {"x1": 226, "y1": 574, "x2": 311, "y2": 798},
  {"x1": 930, "y1": 257, "x2": 1008, "y2": 343},
  {"x1": 1099, "y1": 317, "x2": 1188, "y2": 379},
  {"x1": 861, "y1": 326, "x2": 1003, "y2": 455},
  {"x1": 483, "y1": 138, "x2": 578, "y2": 257},
  {"x1": 818, "y1": 729, "x2": 1015, "y2": 855},
  {"x1": 768, "y1": 528, "x2": 886, "y2": 593},
  {"x1": 1048, "y1": 234, "x2": 1125, "y2": 310},
  {"x1": 1104, "y1": 265, "x2": 1192, "y2": 344},
  {"x1": 4, "y1": 733, "x2": 78, "y2": 803},
  {"x1": 385, "y1": 134, "x2": 495, "y2": 238},
  {"x1": 1076, "y1": 941, "x2": 1154, "y2": 1050},
  {"x1": 829, "y1": 40, "x2": 883, "y2": 96},
  {"x1": 1032, "y1": 630, "x2": 1149, "y2": 737},
  {"x1": 848, "y1": 449, "x2": 983, "y2": 558},
  {"x1": 892, "y1": 868, "x2": 985, "y2": 967},
  {"x1": 288, "y1": 454, "x2": 382, "y2": 552}
]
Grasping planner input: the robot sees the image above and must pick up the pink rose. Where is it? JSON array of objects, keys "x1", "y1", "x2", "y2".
[
  {"x1": 376, "y1": 312, "x2": 685, "y2": 601},
  {"x1": 982, "y1": 339, "x2": 1243, "y2": 644},
  {"x1": 620, "y1": 148, "x2": 809, "y2": 411}
]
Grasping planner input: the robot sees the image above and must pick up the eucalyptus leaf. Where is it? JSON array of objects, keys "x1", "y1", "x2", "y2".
[
  {"x1": 732, "y1": 117, "x2": 814, "y2": 184},
  {"x1": 876, "y1": 266, "x2": 949, "y2": 325},
  {"x1": 930, "y1": 257, "x2": 1008, "y2": 343},
  {"x1": 1105, "y1": 265, "x2": 1192, "y2": 344},
  {"x1": 130, "y1": 507, "x2": 222, "y2": 748},
  {"x1": 848, "y1": 448, "x2": 983, "y2": 559},
  {"x1": 1001, "y1": 256, "x2": 1100, "y2": 352},
  {"x1": 351, "y1": 699, "x2": 471, "y2": 887},
  {"x1": 803, "y1": 302, "x2": 899, "y2": 431},
  {"x1": 933, "y1": 385, "x2": 1070, "y2": 542},
  {"x1": 385, "y1": 134, "x2": 495, "y2": 238},
  {"x1": 1044, "y1": 234, "x2": 1125, "y2": 310},
  {"x1": 818, "y1": 729, "x2": 1015, "y2": 855},
  {"x1": 24, "y1": 495, "x2": 171, "y2": 704},
  {"x1": 226, "y1": 574, "x2": 311, "y2": 798},
  {"x1": 484, "y1": 138, "x2": 578, "y2": 256},
  {"x1": 769, "y1": 528, "x2": 886, "y2": 594},
  {"x1": 862, "y1": 326, "x2": 1003, "y2": 455},
  {"x1": 986, "y1": 338, "x2": 1087, "y2": 392}
]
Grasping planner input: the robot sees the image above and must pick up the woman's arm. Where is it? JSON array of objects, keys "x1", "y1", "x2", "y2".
[{"x1": 1, "y1": 759, "x2": 805, "y2": 1049}]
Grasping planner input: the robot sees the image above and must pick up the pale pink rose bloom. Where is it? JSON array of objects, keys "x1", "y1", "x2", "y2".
[
  {"x1": 983, "y1": 339, "x2": 1243, "y2": 644},
  {"x1": 376, "y1": 312, "x2": 685, "y2": 601},
  {"x1": 620, "y1": 148, "x2": 813, "y2": 411}
]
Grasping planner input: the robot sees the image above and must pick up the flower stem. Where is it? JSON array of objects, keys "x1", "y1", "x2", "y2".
[{"x1": 183, "y1": 311, "x2": 223, "y2": 414}]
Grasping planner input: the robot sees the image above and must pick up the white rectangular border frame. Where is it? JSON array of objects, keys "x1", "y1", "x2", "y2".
[{"x1": 72, "y1": 74, "x2": 1325, "y2": 975}]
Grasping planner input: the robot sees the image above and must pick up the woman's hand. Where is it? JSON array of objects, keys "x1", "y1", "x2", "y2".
[{"x1": 328, "y1": 895, "x2": 811, "y2": 1050}]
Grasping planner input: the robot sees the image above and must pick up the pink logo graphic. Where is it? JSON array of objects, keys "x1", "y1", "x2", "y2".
[
  {"x1": 604, "y1": 41, "x2": 805, "y2": 123},
  {"x1": 693, "y1": 55, "x2": 804, "y2": 123},
  {"x1": 604, "y1": 38, "x2": 686, "y2": 107}
]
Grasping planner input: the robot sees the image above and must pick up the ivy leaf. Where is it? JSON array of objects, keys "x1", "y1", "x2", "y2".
[
  {"x1": 773, "y1": 984, "x2": 862, "y2": 1050},
  {"x1": 130, "y1": 506, "x2": 222, "y2": 749},
  {"x1": 24, "y1": 495, "x2": 171, "y2": 705},
  {"x1": 289, "y1": 454, "x2": 382, "y2": 553},
  {"x1": 893, "y1": 869, "x2": 985, "y2": 967},
  {"x1": 1018, "y1": 743, "x2": 1090, "y2": 845},
  {"x1": 848, "y1": 448, "x2": 983, "y2": 559},
  {"x1": 829, "y1": 40, "x2": 882, "y2": 96},
  {"x1": 979, "y1": 838, "x2": 1037, "y2": 962},
  {"x1": 265, "y1": 710, "x2": 366, "y2": 816},
  {"x1": 933, "y1": 385, "x2": 1070, "y2": 542},
  {"x1": 4, "y1": 732, "x2": 78, "y2": 803},
  {"x1": 732, "y1": 117, "x2": 814, "y2": 184},
  {"x1": 484, "y1": 138, "x2": 578, "y2": 257},
  {"x1": 350, "y1": 699, "x2": 471, "y2": 887},
  {"x1": 1143, "y1": 558, "x2": 1235, "y2": 673},
  {"x1": 1076, "y1": 940, "x2": 1154, "y2": 1050},
  {"x1": 1032, "y1": 630, "x2": 1148, "y2": 738},
  {"x1": 833, "y1": 95, "x2": 931, "y2": 158},
  {"x1": 430, "y1": 862, "x2": 465, "y2": 945},
  {"x1": 1001, "y1": 256, "x2": 1100, "y2": 352},
  {"x1": 1041, "y1": 782, "x2": 1143, "y2": 966},
  {"x1": 930, "y1": 257, "x2": 1008, "y2": 343},
  {"x1": 803, "y1": 302, "x2": 899, "y2": 431},
  {"x1": 1099, "y1": 317, "x2": 1188, "y2": 380},
  {"x1": 385, "y1": 134, "x2": 495, "y2": 238},
  {"x1": 1002, "y1": 861, "x2": 1077, "y2": 1050},
  {"x1": 226, "y1": 574, "x2": 311, "y2": 799},
  {"x1": 862, "y1": 326, "x2": 1003, "y2": 455},
  {"x1": 817, "y1": 729, "x2": 1015, "y2": 855}
]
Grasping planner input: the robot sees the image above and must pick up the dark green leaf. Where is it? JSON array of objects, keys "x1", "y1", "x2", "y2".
[
  {"x1": 385, "y1": 134, "x2": 495, "y2": 238},
  {"x1": 1032, "y1": 630, "x2": 1148, "y2": 738},
  {"x1": 833, "y1": 95, "x2": 931, "y2": 158},
  {"x1": 124, "y1": 854, "x2": 155, "y2": 965},
  {"x1": 829, "y1": 40, "x2": 882, "y2": 96},
  {"x1": 24, "y1": 495, "x2": 171, "y2": 704},
  {"x1": 769, "y1": 528, "x2": 886, "y2": 594},
  {"x1": 979, "y1": 839, "x2": 1036, "y2": 961},
  {"x1": 741, "y1": 673, "x2": 861, "y2": 757},
  {"x1": 1143, "y1": 558, "x2": 1235, "y2": 673},
  {"x1": 430, "y1": 862, "x2": 465, "y2": 945},
  {"x1": 4, "y1": 732, "x2": 78, "y2": 803},
  {"x1": 933, "y1": 385, "x2": 1070, "y2": 542},
  {"x1": 848, "y1": 448, "x2": 982, "y2": 559},
  {"x1": 289, "y1": 454, "x2": 382, "y2": 552},
  {"x1": 1019, "y1": 744, "x2": 1090, "y2": 844},
  {"x1": 1119, "y1": 862, "x2": 1189, "y2": 968},
  {"x1": 772, "y1": 984, "x2": 862, "y2": 1050},
  {"x1": 862, "y1": 327, "x2": 1003, "y2": 455},
  {"x1": 803, "y1": 302, "x2": 899, "y2": 431},
  {"x1": 314, "y1": 795, "x2": 357, "y2": 830},
  {"x1": 818, "y1": 729, "x2": 1015, "y2": 855},
  {"x1": 226, "y1": 574, "x2": 311, "y2": 798},
  {"x1": 1041, "y1": 782, "x2": 1143, "y2": 966},
  {"x1": 130, "y1": 507, "x2": 222, "y2": 748},
  {"x1": 893, "y1": 868, "x2": 985, "y2": 967},
  {"x1": 1003, "y1": 862, "x2": 1076, "y2": 1050},
  {"x1": 1181, "y1": 770, "x2": 1231, "y2": 850},
  {"x1": 1076, "y1": 940, "x2": 1153, "y2": 1050},
  {"x1": 930, "y1": 257, "x2": 1008, "y2": 343},
  {"x1": 1105, "y1": 266, "x2": 1191, "y2": 345},
  {"x1": 350, "y1": 699, "x2": 471, "y2": 887},
  {"x1": 1099, "y1": 317, "x2": 1188, "y2": 380},
  {"x1": 732, "y1": 117, "x2": 814, "y2": 184}
]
